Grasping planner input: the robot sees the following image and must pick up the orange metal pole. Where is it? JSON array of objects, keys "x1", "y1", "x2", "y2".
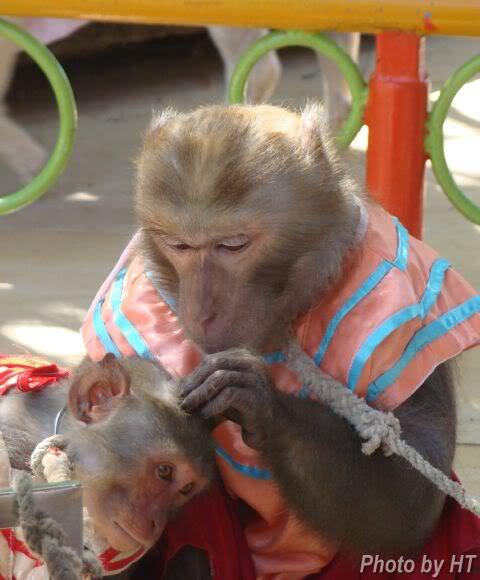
[{"x1": 365, "y1": 32, "x2": 428, "y2": 239}]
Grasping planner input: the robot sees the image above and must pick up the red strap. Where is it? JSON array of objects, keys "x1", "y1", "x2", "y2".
[
  {"x1": 16, "y1": 364, "x2": 69, "y2": 392},
  {"x1": 0, "y1": 355, "x2": 69, "y2": 396}
]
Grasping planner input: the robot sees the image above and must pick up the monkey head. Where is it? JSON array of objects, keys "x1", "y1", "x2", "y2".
[
  {"x1": 64, "y1": 354, "x2": 215, "y2": 552},
  {"x1": 135, "y1": 104, "x2": 362, "y2": 353}
]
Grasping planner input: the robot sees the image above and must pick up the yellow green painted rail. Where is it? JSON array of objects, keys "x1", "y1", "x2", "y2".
[
  {"x1": 228, "y1": 30, "x2": 368, "y2": 149},
  {"x1": 0, "y1": 19, "x2": 77, "y2": 215},
  {"x1": 425, "y1": 54, "x2": 480, "y2": 224},
  {"x1": 230, "y1": 29, "x2": 480, "y2": 224}
]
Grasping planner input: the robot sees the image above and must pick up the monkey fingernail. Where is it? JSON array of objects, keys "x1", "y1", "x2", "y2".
[
  {"x1": 180, "y1": 398, "x2": 196, "y2": 412},
  {"x1": 179, "y1": 384, "x2": 195, "y2": 398}
]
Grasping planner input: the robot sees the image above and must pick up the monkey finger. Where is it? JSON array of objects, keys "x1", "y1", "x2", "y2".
[
  {"x1": 181, "y1": 370, "x2": 259, "y2": 412},
  {"x1": 196, "y1": 386, "x2": 240, "y2": 420},
  {"x1": 180, "y1": 353, "x2": 265, "y2": 397},
  {"x1": 180, "y1": 352, "x2": 262, "y2": 397},
  {"x1": 200, "y1": 390, "x2": 265, "y2": 449},
  {"x1": 181, "y1": 370, "x2": 245, "y2": 411}
]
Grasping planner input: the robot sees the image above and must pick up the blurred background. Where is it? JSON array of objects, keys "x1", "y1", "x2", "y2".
[{"x1": 0, "y1": 24, "x2": 478, "y2": 494}]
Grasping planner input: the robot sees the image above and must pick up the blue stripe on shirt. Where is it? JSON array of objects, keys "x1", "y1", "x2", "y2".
[
  {"x1": 110, "y1": 268, "x2": 154, "y2": 360},
  {"x1": 314, "y1": 218, "x2": 409, "y2": 366},
  {"x1": 346, "y1": 258, "x2": 451, "y2": 391},
  {"x1": 366, "y1": 295, "x2": 480, "y2": 402}
]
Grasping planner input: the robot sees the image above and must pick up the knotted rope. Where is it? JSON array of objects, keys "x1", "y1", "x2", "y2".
[
  {"x1": 10, "y1": 436, "x2": 103, "y2": 579},
  {"x1": 30, "y1": 434, "x2": 72, "y2": 483},
  {"x1": 285, "y1": 339, "x2": 480, "y2": 517}
]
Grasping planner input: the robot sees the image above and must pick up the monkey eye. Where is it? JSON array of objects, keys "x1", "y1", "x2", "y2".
[
  {"x1": 216, "y1": 235, "x2": 249, "y2": 253},
  {"x1": 169, "y1": 242, "x2": 191, "y2": 252},
  {"x1": 155, "y1": 464, "x2": 174, "y2": 481},
  {"x1": 180, "y1": 482, "x2": 194, "y2": 496}
]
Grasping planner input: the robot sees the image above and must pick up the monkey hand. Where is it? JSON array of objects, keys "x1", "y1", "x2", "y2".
[{"x1": 180, "y1": 348, "x2": 276, "y2": 449}]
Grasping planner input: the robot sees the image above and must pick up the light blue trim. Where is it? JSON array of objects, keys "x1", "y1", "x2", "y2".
[
  {"x1": 262, "y1": 351, "x2": 286, "y2": 364},
  {"x1": 394, "y1": 220, "x2": 409, "y2": 272},
  {"x1": 314, "y1": 218, "x2": 409, "y2": 366},
  {"x1": 420, "y1": 259, "x2": 451, "y2": 314},
  {"x1": 215, "y1": 446, "x2": 272, "y2": 480},
  {"x1": 93, "y1": 299, "x2": 121, "y2": 357},
  {"x1": 366, "y1": 295, "x2": 480, "y2": 402},
  {"x1": 347, "y1": 258, "x2": 451, "y2": 391},
  {"x1": 110, "y1": 269, "x2": 154, "y2": 360}
]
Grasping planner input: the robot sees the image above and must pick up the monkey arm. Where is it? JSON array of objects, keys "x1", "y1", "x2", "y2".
[
  {"x1": 257, "y1": 362, "x2": 456, "y2": 556},
  {"x1": 181, "y1": 351, "x2": 456, "y2": 556}
]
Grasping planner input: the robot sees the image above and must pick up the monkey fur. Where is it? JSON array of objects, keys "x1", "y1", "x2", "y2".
[{"x1": 134, "y1": 103, "x2": 457, "y2": 557}]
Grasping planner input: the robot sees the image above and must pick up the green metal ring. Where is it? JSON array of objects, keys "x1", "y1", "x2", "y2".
[
  {"x1": 228, "y1": 30, "x2": 368, "y2": 148},
  {"x1": 0, "y1": 18, "x2": 77, "y2": 215},
  {"x1": 425, "y1": 54, "x2": 480, "y2": 225}
]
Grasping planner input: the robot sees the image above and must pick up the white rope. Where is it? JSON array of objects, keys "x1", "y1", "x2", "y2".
[
  {"x1": 30, "y1": 434, "x2": 72, "y2": 483},
  {"x1": 12, "y1": 472, "x2": 103, "y2": 579},
  {"x1": 6, "y1": 435, "x2": 104, "y2": 578},
  {"x1": 285, "y1": 339, "x2": 480, "y2": 517}
]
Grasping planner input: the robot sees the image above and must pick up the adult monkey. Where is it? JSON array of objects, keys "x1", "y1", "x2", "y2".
[{"x1": 82, "y1": 104, "x2": 480, "y2": 579}]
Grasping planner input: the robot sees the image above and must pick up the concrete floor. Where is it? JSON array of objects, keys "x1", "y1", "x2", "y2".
[{"x1": 0, "y1": 32, "x2": 479, "y2": 496}]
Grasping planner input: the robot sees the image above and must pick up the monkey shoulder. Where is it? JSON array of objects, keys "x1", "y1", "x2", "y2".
[{"x1": 293, "y1": 206, "x2": 480, "y2": 411}]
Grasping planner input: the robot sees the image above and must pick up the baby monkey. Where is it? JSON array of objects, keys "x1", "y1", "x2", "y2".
[{"x1": 0, "y1": 354, "x2": 215, "y2": 554}]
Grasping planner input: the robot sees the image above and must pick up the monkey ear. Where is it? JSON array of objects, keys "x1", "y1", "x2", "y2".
[
  {"x1": 148, "y1": 107, "x2": 178, "y2": 134},
  {"x1": 68, "y1": 354, "x2": 131, "y2": 424},
  {"x1": 298, "y1": 102, "x2": 335, "y2": 160}
]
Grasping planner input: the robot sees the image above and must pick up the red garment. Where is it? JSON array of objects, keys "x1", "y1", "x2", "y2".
[
  {"x1": 317, "y1": 492, "x2": 480, "y2": 579},
  {"x1": 153, "y1": 483, "x2": 257, "y2": 580},
  {"x1": 155, "y1": 483, "x2": 480, "y2": 579}
]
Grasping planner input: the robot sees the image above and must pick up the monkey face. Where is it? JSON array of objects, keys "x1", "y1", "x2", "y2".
[
  {"x1": 66, "y1": 355, "x2": 215, "y2": 552},
  {"x1": 144, "y1": 226, "x2": 287, "y2": 353},
  {"x1": 78, "y1": 448, "x2": 210, "y2": 551},
  {"x1": 136, "y1": 105, "x2": 351, "y2": 353}
]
